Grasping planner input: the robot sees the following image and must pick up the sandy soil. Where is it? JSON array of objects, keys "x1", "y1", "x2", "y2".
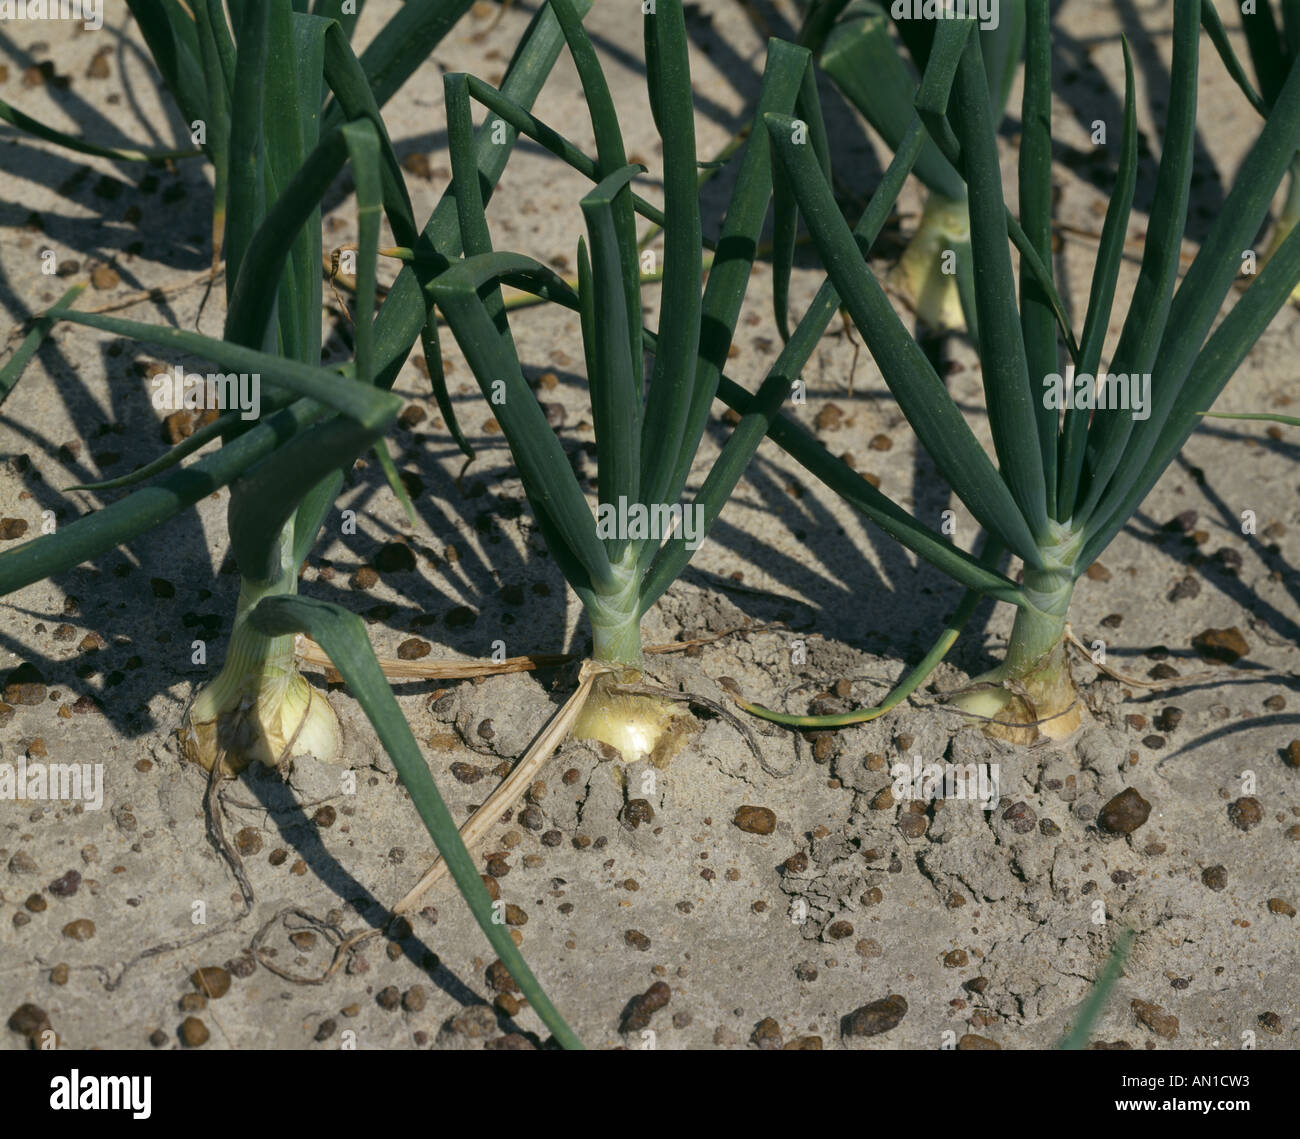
[{"x1": 0, "y1": 0, "x2": 1297, "y2": 1051}]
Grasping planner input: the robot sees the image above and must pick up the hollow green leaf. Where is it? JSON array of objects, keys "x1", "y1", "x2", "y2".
[
  {"x1": 660, "y1": 38, "x2": 811, "y2": 513},
  {"x1": 249, "y1": 594, "x2": 581, "y2": 1049},
  {"x1": 369, "y1": 0, "x2": 587, "y2": 392},
  {"x1": 1074, "y1": 0, "x2": 1200, "y2": 522},
  {"x1": 0, "y1": 399, "x2": 331, "y2": 599},
  {"x1": 47, "y1": 309, "x2": 401, "y2": 428},
  {"x1": 641, "y1": 106, "x2": 925, "y2": 611},
  {"x1": 125, "y1": 0, "x2": 209, "y2": 134},
  {"x1": 734, "y1": 535, "x2": 1005, "y2": 727},
  {"x1": 580, "y1": 167, "x2": 646, "y2": 552},
  {"x1": 821, "y1": 6, "x2": 967, "y2": 201},
  {"x1": 1059, "y1": 930, "x2": 1134, "y2": 1050},
  {"x1": 0, "y1": 284, "x2": 85, "y2": 411},
  {"x1": 225, "y1": 0, "x2": 271, "y2": 303},
  {"x1": 638, "y1": 0, "x2": 704, "y2": 513},
  {"x1": 0, "y1": 98, "x2": 201, "y2": 162},
  {"x1": 1019, "y1": 0, "x2": 1058, "y2": 514},
  {"x1": 948, "y1": 31, "x2": 1047, "y2": 537},
  {"x1": 229, "y1": 411, "x2": 396, "y2": 582},
  {"x1": 1200, "y1": 0, "x2": 1267, "y2": 116},
  {"x1": 763, "y1": 110, "x2": 1043, "y2": 568},
  {"x1": 1079, "y1": 196, "x2": 1300, "y2": 568},
  {"x1": 1057, "y1": 38, "x2": 1136, "y2": 518},
  {"x1": 432, "y1": 255, "x2": 613, "y2": 592},
  {"x1": 715, "y1": 375, "x2": 1025, "y2": 604}
]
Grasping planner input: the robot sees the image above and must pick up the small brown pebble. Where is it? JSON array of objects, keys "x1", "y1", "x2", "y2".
[
  {"x1": 1131, "y1": 999, "x2": 1179, "y2": 1040},
  {"x1": 733, "y1": 805, "x2": 777, "y2": 835},
  {"x1": 1084, "y1": 562, "x2": 1111, "y2": 582},
  {"x1": 782, "y1": 1034, "x2": 823, "y2": 1050},
  {"x1": 1284, "y1": 740, "x2": 1300, "y2": 769},
  {"x1": 844, "y1": 994, "x2": 908, "y2": 1037},
  {"x1": 855, "y1": 938, "x2": 883, "y2": 959},
  {"x1": 350, "y1": 566, "x2": 379, "y2": 591},
  {"x1": 485, "y1": 960, "x2": 518, "y2": 993},
  {"x1": 826, "y1": 920, "x2": 854, "y2": 940},
  {"x1": 1192, "y1": 626, "x2": 1249, "y2": 664},
  {"x1": 625, "y1": 929, "x2": 651, "y2": 951},
  {"x1": 179, "y1": 1016, "x2": 209, "y2": 1047},
  {"x1": 1258, "y1": 1011, "x2": 1283, "y2": 1035},
  {"x1": 49, "y1": 963, "x2": 69, "y2": 986},
  {"x1": 191, "y1": 966, "x2": 231, "y2": 999},
  {"x1": 451, "y1": 762, "x2": 484, "y2": 784},
  {"x1": 622, "y1": 980, "x2": 671, "y2": 1032},
  {"x1": 313, "y1": 805, "x2": 337, "y2": 828},
  {"x1": 964, "y1": 977, "x2": 989, "y2": 995},
  {"x1": 1002, "y1": 802, "x2": 1035, "y2": 834},
  {"x1": 62, "y1": 918, "x2": 95, "y2": 941},
  {"x1": 957, "y1": 1033, "x2": 1001, "y2": 1050},
  {"x1": 944, "y1": 949, "x2": 969, "y2": 968},
  {"x1": 898, "y1": 813, "x2": 927, "y2": 839},
  {"x1": 397, "y1": 638, "x2": 431, "y2": 660},
  {"x1": 1154, "y1": 707, "x2": 1184, "y2": 733},
  {"x1": 751, "y1": 1017, "x2": 783, "y2": 1049},
  {"x1": 1228, "y1": 796, "x2": 1263, "y2": 832},
  {"x1": 376, "y1": 986, "x2": 401, "y2": 1010},
  {"x1": 24, "y1": 894, "x2": 46, "y2": 913},
  {"x1": 90, "y1": 265, "x2": 120, "y2": 290},
  {"x1": 1097, "y1": 788, "x2": 1151, "y2": 835},
  {"x1": 784, "y1": 851, "x2": 809, "y2": 874},
  {"x1": 621, "y1": 798, "x2": 655, "y2": 829},
  {"x1": 1266, "y1": 898, "x2": 1296, "y2": 917},
  {"x1": 235, "y1": 828, "x2": 263, "y2": 856},
  {"x1": 1202, "y1": 865, "x2": 1228, "y2": 891},
  {"x1": 486, "y1": 855, "x2": 510, "y2": 878},
  {"x1": 815, "y1": 403, "x2": 844, "y2": 431},
  {"x1": 562, "y1": 767, "x2": 581, "y2": 785},
  {"x1": 8, "y1": 1003, "x2": 50, "y2": 1041},
  {"x1": 403, "y1": 985, "x2": 427, "y2": 1012}
]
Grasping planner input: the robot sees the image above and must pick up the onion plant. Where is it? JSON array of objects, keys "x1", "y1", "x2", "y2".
[
  {"x1": 423, "y1": 0, "x2": 827, "y2": 761},
  {"x1": 789, "y1": 0, "x2": 1025, "y2": 333},
  {"x1": 1, "y1": 0, "x2": 590, "y2": 1047},
  {"x1": 726, "y1": 0, "x2": 1300, "y2": 739}
]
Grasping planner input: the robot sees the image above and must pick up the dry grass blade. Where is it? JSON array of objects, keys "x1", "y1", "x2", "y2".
[{"x1": 392, "y1": 660, "x2": 616, "y2": 915}]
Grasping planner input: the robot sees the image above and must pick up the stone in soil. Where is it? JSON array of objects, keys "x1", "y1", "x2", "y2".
[{"x1": 844, "y1": 994, "x2": 908, "y2": 1038}]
